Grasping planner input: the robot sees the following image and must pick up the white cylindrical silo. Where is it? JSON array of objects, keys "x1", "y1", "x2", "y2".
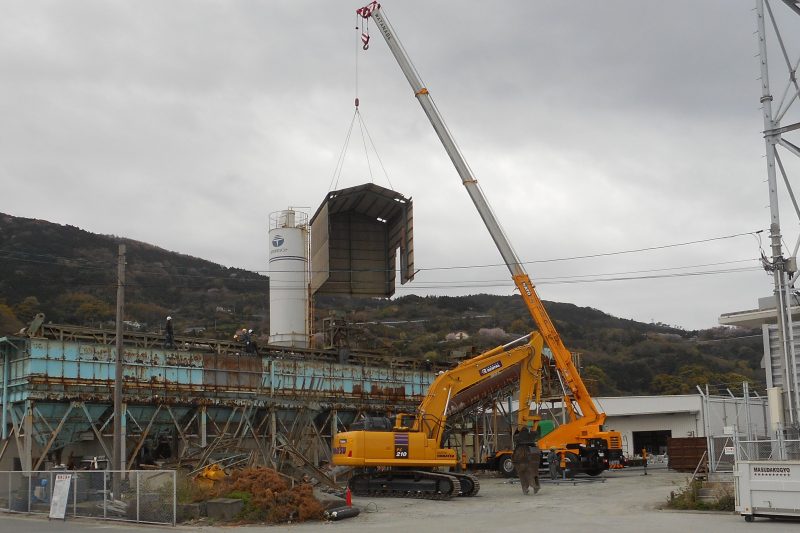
[{"x1": 269, "y1": 209, "x2": 309, "y2": 347}]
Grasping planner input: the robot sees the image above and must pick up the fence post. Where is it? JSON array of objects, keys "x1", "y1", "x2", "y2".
[
  {"x1": 26, "y1": 473, "x2": 31, "y2": 513},
  {"x1": 172, "y1": 470, "x2": 177, "y2": 526},
  {"x1": 103, "y1": 473, "x2": 107, "y2": 519},
  {"x1": 136, "y1": 471, "x2": 140, "y2": 523},
  {"x1": 72, "y1": 472, "x2": 77, "y2": 517}
]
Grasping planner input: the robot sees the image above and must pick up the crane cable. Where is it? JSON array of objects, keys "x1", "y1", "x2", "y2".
[{"x1": 328, "y1": 10, "x2": 392, "y2": 192}]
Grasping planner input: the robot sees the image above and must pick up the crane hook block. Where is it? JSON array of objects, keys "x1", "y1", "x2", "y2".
[
  {"x1": 356, "y1": 2, "x2": 380, "y2": 19},
  {"x1": 355, "y1": 97, "x2": 360, "y2": 108}
]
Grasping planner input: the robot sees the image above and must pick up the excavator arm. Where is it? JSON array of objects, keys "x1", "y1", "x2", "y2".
[{"x1": 410, "y1": 333, "x2": 544, "y2": 445}]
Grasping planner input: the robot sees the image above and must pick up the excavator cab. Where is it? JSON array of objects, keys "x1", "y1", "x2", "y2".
[
  {"x1": 349, "y1": 415, "x2": 393, "y2": 431},
  {"x1": 394, "y1": 413, "x2": 416, "y2": 431}
]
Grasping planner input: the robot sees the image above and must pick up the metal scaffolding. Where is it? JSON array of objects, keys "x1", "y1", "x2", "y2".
[{"x1": 0, "y1": 324, "x2": 433, "y2": 484}]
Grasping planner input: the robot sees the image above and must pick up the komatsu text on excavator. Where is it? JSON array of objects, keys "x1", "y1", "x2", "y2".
[{"x1": 333, "y1": 2, "x2": 624, "y2": 498}]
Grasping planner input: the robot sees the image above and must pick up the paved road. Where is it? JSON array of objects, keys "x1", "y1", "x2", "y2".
[{"x1": 1, "y1": 469, "x2": 798, "y2": 532}]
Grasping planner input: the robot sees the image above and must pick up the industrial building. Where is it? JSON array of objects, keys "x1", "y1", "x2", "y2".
[
  {"x1": 478, "y1": 393, "x2": 767, "y2": 467},
  {"x1": 0, "y1": 322, "x2": 434, "y2": 476},
  {"x1": 595, "y1": 394, "x2": 767, "y2": 457},
  {"x1": 720, "y1": 295, "x2": 800, "y2": 431}
]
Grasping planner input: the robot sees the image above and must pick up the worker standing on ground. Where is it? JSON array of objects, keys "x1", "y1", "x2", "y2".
[
  {"x1": 548, "y1": 447, "x2": 559, "y2": 480},
  {"x1": 512, "y1": 443, "x2": 541, "y2": 495},
  {"x1": 165, "y1": 316, "x2": 174, "y2": 349}
]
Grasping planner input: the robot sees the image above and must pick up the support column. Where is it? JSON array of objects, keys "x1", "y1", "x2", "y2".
[
  {"x1": 492, "y1": 401, "x2": 498, "y2": 452},
  {"x1": 270, "y1": 409, "x2": 277, "y2": 468},
  {"x1": 2, "y1": 351, "x2": 8, "y2": 440},
  {"x1": 472, "y1": 416, "x2": 479, "y2": 464},
  {"x1": 23, "y1": 400, "x2": 33, "y2": 472},
  {"x1": 200, "y1": 405, "x2": 207, "y2": 448},
  {"x1": 113, "y1": 244, "x2": 126, "y2": 498},
  {"x1": 121, "y1": 402, "x2": 127, "y2": 471}
]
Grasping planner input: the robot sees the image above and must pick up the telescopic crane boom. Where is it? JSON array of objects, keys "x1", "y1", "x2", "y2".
[{"x1": 354, "y1": 1, "x2": 622, "y2": 475}]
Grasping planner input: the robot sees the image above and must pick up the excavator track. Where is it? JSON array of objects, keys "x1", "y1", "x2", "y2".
[
  {"x1": 349, "y1": 470, "x2": 461, "y2": 500},
  {"x1": 450, "y1": 473, "x2": 480, "y2": 497}
]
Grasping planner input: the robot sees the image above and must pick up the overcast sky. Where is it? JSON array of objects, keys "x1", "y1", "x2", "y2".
[{"x1": 2, "y1": 1, "x2": 800, "y2": 330}]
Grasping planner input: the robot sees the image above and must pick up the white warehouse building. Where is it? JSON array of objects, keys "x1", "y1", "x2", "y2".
[{"x1": 594, "y1": 394, "x2": 768, "y2": 457}]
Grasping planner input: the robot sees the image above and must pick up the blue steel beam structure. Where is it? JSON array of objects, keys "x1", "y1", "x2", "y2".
[{"x1": 0, "y1": 326, "x2": 434, "y2": 477}]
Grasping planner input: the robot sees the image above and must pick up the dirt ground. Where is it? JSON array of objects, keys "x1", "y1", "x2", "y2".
[
  {"x1": 2, "y1": 467, "x2": 799, "y2": 532},
  {"x1": 244, "y1": 467, "x2": 798, "y2": 533}
]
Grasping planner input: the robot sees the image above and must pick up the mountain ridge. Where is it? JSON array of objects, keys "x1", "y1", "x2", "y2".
[{"x1": 0, "y1": 212, "x2": 763, "y2": 395}]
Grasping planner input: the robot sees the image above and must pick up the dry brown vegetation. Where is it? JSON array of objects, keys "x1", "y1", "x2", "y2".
[{"x1": 188, "y1": 466, "x2": 324, "y2": 524}]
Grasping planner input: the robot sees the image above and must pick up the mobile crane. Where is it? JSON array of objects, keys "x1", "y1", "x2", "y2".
[{"x1": 332, "y1": 2, "x2": 623, "y2": 495}]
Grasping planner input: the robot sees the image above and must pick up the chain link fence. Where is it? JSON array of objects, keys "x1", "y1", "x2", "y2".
[
  {"x1": 708, "y1": 435, "x2": 736, "y2": 473},
  {"x1": 736, "y1": 436, "x2": 800, "y2": 462},
  {"x1": 0, "y1": 470, "x2": 175, "y2": 525}
]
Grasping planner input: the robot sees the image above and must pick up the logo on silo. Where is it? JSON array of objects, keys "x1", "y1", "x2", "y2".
[{"x1": 272, "y1": 235, "x2": 285, "y2": 248}]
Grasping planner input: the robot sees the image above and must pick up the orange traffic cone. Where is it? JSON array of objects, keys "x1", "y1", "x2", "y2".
[{"x1": 345, "y1": 486, "x2": 352, "y2": 507}]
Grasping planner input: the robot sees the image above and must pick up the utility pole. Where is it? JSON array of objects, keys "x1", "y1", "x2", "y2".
[
  {"x1": 756, "y1": 0, "x2": 800, "y2": 427},
  {"x1": 113, "y1": 244, "x2": 125, "y2": 497}
]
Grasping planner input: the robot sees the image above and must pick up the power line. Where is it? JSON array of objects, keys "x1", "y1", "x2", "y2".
[
  {"x1": 261, "y1": 264, "x2": 762, "y2": 291},
  {"x1": 380, "y1": 258, "x2": 760, "y2": 285},
  {"x1": 0, "y1": 229, "x2": 764, "y2": 278},
  {"x1": 408, "y1": 230, "x2": 764, "y2": 272},
  {"x1": 692, "y1": 334, "x2": 764, "y2": 343}
]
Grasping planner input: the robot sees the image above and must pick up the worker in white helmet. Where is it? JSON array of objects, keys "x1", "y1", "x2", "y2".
[{"x1": 165, "y1": 316, "x2": 174, "y2": 349}]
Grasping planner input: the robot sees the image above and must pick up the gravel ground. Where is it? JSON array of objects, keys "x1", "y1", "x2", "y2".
[
  {"x1": 2, "y1": 467, "x2": 799, "y2": 532},
  {"x1": 254, "y1": 467, "x2": 799, "y2": 533}
]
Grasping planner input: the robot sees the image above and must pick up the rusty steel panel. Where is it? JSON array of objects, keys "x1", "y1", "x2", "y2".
[
  {"x1": 310, "y1": 183, "x2": 414, "y2": 297},
  {"x1": 310, "y1": 201, "x2": 330, "y2": 292},
  {"x1": 667, "y1": 437, "x2": 708, "y2": 472},
  {"x1": 7, "y1": 338, "x2": 432, "y2": 411},
  {"x1": 3, "y1": 335, "x2": 444, "y2": 474},
  {"x1": 202, "y1": 353, "x2": 263, "y2": 391}
]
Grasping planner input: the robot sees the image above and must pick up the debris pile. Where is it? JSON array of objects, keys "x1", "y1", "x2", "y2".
[{"x1": 197, "y1": 466, "x2": 324, "y2": 524}]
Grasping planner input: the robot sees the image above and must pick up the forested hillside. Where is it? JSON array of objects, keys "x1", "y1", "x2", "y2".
[
  {"x1": 0, "y1": 213, "x2": 763, "y2": 395},
  {"x1": 314, "y1": 294, "x2": 763, "y2": 396},
  {"x1": 0, "y1": 213, "x2": 268, "y2": 337}
]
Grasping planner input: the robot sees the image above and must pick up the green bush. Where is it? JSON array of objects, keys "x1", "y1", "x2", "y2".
[
  {"x1": 667, "y1": 480, "x2": 734, "y2": 511},
  {"x1": 668, "y1": 480, "x2": 704, "y2": 510}
]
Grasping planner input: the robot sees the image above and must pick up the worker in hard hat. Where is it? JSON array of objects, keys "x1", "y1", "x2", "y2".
[
  {"x1": 165, "y1": 316, "x2": 174, "y2": 349},
  {"x1": 245, "y1": 329, "x2": 258, "y2": 354}
]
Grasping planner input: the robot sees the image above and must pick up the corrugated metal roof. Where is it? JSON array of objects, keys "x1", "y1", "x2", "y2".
[
  {"x1": 506, "y1": 394, "x2": 703, "y2": 416},
  {"x1": 310, "y1": 183, "x2": 410, "y2": 225},
  {"x1": 594, "y1": 395, "x2": 701, "y2": 416}
]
